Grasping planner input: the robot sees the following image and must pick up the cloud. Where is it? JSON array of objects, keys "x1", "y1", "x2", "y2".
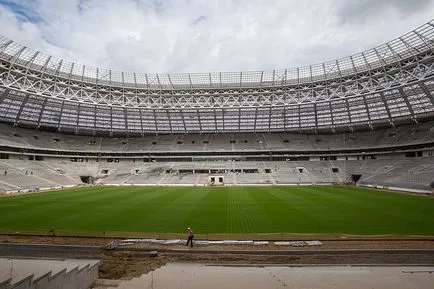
[
  {"x1": 0, "y1": 0, "x2": 433, "y2": 73},
  {"x1": 336, "y1": 0, "x2": 434, "y2": 24}
]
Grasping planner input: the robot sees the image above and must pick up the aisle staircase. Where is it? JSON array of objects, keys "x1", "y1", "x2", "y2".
[{"x1": 0, "y1": 258, "x2": 99, "y2": 289}]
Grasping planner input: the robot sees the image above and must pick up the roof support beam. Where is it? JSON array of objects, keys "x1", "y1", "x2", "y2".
[
  {"x1": 361, "y1": 52, "x2": 373, "y2": 71},
  {"x1": 397, "y1": 87, "x2": 417, "y2": 122},
  {"x1": 272, "y1": 70, "x2": 275, "y2": 86},
  {"x1": 297, "y1": 67, "x2": 300, "y2": 86},
  {"x1": 386, "y1": 43, "x2": 402, "y2": 61},
  {"x1": 418, "y1": 81, "x2": 434, "y2": 106},
  {"x1": 349, "y1": 56, "x2": 358, "y2": 74},
  {"x1": 213, "y1": 108, "x2": 217, "y2": 133},
  {"x1": 314, "y1": 103, "x2": 318, "y2": 133},
  {"x1": 180, "y1": 109, "x2": 186, "y2": 133},
  {"x1": 197, "y1": 109, "x2": 202, "y2": 134},
  {"x1": 153, "y1": 109, "x2": 158, "y2": 134},
  {"x1": 121, "y1": 71, "x2": 124, "y2": 89},
  {"x1": 268, "y1": 107, "x2": 272, "y2": 132},
  {"x1": 67, "y1": 62, "x2": 75, "y2": 80},
  {"x1": 138, "y1": 108, "x2": 144, "y2": 136},
  {"x1": 253, "y1": 107, "x2": 258, "y2": 132},
  {"x1": 133, "y1": 73, "x2": 138, "y2": 89},
  {"x1": 39, "y1": 56, "x2": 52, "y2": 75},
  {"x1": 379, "y1": 92, "x2": 394, "y2": 127},
  {"x1": 335, "y1": 59, "x2": 342, "y2": 78},
  {"x1": 108, "y1": 106, "x2": 113, "y2": 136},
  {"x1": 14, "y1": 94, "x2": 29, "y2": 126},
  {"x1": 36, "y1": 98, "x2": 48, "y2": 128},
  {"x1": 362, "y1": 95, "x2": 373, "y2": 129},
  {"x1": 329, "y1": 101, "x2": 335, "y2": 132},
  {"x1": 239, "y1": 107, "x2": 242, "y2": 133},
  {"x1": 167, "y1": 74, "x2": 174, "y2": 90},
  {"x1": 54, "y1": 59, "x2": 63, "y2": 77},
  {"x1": 8, "y1": 46, "x2": 26, "y2": 63},
  {"x1": 56, "y1": 101, "x2": 64, "y2": 131},
  {"x1": 413, "y1": 31, "x2": 434, "y2": 51},
  {"x1": 222, "y1": 108, "x2": 225, "y2": 132},
  {"x1": 188, "y1": 73, "x2": 193, "y2": 89},
  {"x1": 93, "y1": 105, "x2": 97, "y2": 135},
  {"x1": 0, "y1": 88, "x2": 8, "y2": 104},
  {"x1": 399, "y1": 37, "x2": 421, "y2": 61},
  {"x1": 166, "y1": 109, "x2": 173, "y2": 134},
  {"x1": 156, "y1": 74, "x2": 162, "y2": 90},
  {"x1": 25, "y1": 51, "x2": 39, "y2": 67},
  {"x1": 76, "y1": 103, "x2": 81, "y2": 134},
  {"x1": 297, "y1": 105, "x2": 301, "y2": 132},
  {"x1": 123, "y1": 107, "x2": 128, "y2": 133},
  {"x1": 80, "y1": 65, "x2": 85, "y2": 85},
  {"x1": 145, "y1": 74, "x2": 149, "y2": 91},
  {"x1": 309, "y1": 65, "x2": 313, "y2": 85},
  {"x1": 0, "y1": 40, "x2": 13, "y2": 53},
  {"x1": 344, "y1": 98, "x2": 353, "y2": 131}
]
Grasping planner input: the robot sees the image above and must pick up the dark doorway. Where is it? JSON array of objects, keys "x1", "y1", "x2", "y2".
[
  {"x1": 351, "y1": 174, "x2": 362, "y2": 183},
  {"x1": 80, "y1": 176, "x2": 94, "y2": 184}
]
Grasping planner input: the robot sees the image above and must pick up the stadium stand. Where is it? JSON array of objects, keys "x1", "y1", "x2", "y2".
[{"x1": 0, "y1": 121, "x2": 432, "y2": 152}]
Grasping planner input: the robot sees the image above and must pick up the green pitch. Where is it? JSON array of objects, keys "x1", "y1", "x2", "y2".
[{"x1": 0, "y1": 186, "x2": 433, "y2": 236}]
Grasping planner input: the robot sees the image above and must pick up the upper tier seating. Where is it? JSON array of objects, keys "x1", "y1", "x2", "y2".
[{"x1": 0, "y1": 121, "x2": 433, "y2": 153}]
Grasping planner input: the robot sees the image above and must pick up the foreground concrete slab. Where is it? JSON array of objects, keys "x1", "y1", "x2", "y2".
[{"x1": 117, "y1": 263, "x2": 434, "y2": 289}]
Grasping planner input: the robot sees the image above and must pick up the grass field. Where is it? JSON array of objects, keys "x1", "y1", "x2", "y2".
[{"x1": 0, "y1": 186, "x2": 433, "y2": 237}]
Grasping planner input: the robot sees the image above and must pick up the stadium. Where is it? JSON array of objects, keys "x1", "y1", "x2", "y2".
[{"x1": 0, "y1": 14, "x2": 434, "y2": 289}]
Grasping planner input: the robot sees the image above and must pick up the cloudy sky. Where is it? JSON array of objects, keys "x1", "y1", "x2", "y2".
[{"x1": 0, "y1": 0, "x2": 433, "y2": 73}]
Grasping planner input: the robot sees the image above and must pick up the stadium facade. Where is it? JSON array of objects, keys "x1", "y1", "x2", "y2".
[{"x1": 0, "y1": 20, "x2": 433, "y2": 193}]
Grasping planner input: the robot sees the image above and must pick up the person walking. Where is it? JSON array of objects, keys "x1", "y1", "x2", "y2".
[{"x1": 186, "y1": 227, "x2": 194, "y2": 247}]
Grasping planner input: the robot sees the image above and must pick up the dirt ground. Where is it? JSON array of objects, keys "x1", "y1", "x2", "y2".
[
  {"x1": 99, "y1": 251, "x2": 168, "y2": 279},
  {"x1": 1, "y1": 234, "x2": 433, "y2": 280}
]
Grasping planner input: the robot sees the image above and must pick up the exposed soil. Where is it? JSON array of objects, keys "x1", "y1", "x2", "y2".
[{"x1": 99, "y1": 251, "x2": 168, "y2": 280}]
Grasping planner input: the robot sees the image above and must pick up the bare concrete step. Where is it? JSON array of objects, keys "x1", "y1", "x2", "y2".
[{"x1": 0, "y1": 258, "x2": 99, "y2": 289}]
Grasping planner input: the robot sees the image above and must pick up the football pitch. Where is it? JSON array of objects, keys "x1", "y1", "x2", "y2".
[{"x1": 0, "y1": 186, "x2": 433, "y2": 237}]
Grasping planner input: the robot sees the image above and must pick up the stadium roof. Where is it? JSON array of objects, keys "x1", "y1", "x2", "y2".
[{"x1": 0, "y1": 20, "x2": 434, "y2": 135}]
